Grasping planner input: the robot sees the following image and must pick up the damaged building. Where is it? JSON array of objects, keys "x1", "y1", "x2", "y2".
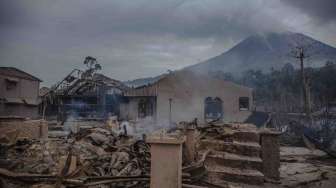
[
  {"x1": 0, "y1": 67, "x2": 42, "y2": 118},
  {"x1": 121, "y1": 70, "x2": 253, "y2": 124},
  {"x1": 41, "y1": 57, "x2": 128, "y2": 121},
  {"x1": 41, "y1": 61, "x2": 254, "y2": 126}
]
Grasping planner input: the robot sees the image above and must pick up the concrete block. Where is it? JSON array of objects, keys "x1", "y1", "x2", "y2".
[
  {"x1": 260, "y1": 131, "x2": 280, "y2": 180},
  {"x1": 184, "y1": 128, "x2": 197, "y2": 163},
  {"x1": 147, "y1": 136, "x2": 185, "y2": 188}
]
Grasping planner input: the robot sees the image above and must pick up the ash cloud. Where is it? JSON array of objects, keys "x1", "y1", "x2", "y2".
[
  {"x1": 0, "y1": 0, "x2": 335, "y2": 85},
  {"x1": 281, "y1": 0, "x2": 336, "y2": 24}
]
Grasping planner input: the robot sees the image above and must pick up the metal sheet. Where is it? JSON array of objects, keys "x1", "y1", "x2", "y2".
[
  {"x1": 5, "y1": 98, "x2": 24, "y2": 104},
  {"x1": 22, "y1": 98, "x2": 38, "y2": 105}
]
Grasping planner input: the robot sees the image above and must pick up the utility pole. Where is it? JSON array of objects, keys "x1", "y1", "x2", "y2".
[
  {"x1": 291, "y1": 46, "x2": 313, "y2": 125},
  {"x1": 169, "y1": 98, "x2": 172, "y2": 126}
]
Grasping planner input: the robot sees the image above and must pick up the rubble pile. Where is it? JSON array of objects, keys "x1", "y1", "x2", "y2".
[
  {"x1": 5, "y1": 119, "x2": 334, "y2": 188},
  {"x1": 0, "y1": 126, "x2": 151, "y2": 188},
  {"x1": 2, "y1": 139, "x2": 62, "y2": 175}
]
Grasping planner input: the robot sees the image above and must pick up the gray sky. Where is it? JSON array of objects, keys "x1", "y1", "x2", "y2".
[{"x1": 0, "y1": 0, "x2": 335, "y2": 86}]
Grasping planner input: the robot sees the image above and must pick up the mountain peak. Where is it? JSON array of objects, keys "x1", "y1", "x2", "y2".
[{"x1": 186, "y1": 32, "x2": 336, "y2": 75}]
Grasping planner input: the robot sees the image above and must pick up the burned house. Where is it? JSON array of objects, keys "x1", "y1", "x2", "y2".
[
  {"x1": 0, "y1": 67, "x2": 42, "y2": 118},
  {"x1": 42, "y1": 57, "x2": 128, "y2": 120},
  {"x1": 121, "y1": 70, "x2": 253, "y2": 124}
]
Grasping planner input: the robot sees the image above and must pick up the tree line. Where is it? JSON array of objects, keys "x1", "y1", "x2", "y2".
[{"x1": 210, "y1": 61, "x2": 336, "y2": 113}]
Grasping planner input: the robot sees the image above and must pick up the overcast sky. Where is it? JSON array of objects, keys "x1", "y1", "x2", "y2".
[{"x1": 0, "y1": 0, "x2": 335, "y2": 86}]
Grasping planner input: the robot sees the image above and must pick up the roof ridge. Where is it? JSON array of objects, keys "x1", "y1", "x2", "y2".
[{"x1": 0, "y1": 67, "x2": 42, "y2": 82}]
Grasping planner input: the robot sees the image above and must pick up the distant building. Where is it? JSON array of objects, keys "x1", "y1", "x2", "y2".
[
  {"x1": 0, "y1": 67, "x2": 42, "y2": 118},
  {"x1": 121, "y1": 70, "x2": 253, "y2": 124}
]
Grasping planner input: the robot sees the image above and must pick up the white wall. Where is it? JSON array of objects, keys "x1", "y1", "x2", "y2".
[
  {"x1": 155, "y1": 72, "x2": 252, "y2": 124},
  {"x1": 121, "y1": 71, "x2": 253, "y2": 124}
]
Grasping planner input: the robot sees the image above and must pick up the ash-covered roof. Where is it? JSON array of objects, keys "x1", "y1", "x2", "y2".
[
  {"x1": 128, "y1": 70, "x2": 252, "y2": 90},
  {"x1": 93, "y1": 73, "x2": 129, "y2": 91},
  {"x1": 125, "y1": 70, "x2": 253, "y2": 97}
]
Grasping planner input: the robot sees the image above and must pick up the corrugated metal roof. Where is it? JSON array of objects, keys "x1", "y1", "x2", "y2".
[
  {"x1": 0, "y1": 67, "x2": 42, "y2": 82},
  {"x1": 125, "y1": 84, "x2": 158, "y2": 97}
]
